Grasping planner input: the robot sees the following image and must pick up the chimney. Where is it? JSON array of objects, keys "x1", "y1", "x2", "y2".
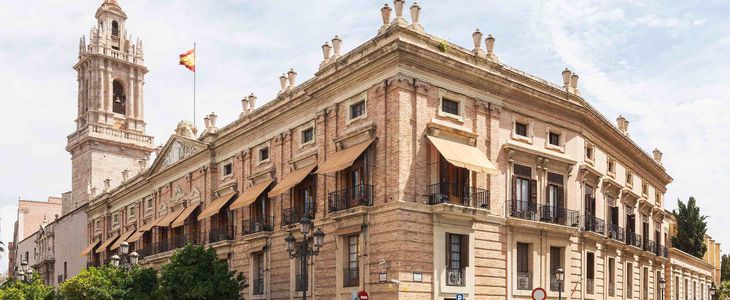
[
  {"x1": 472, "y1": 29, "x2": 484, "y2": 56},
  {"x1": 379, "y1": 4, "x2": 392, "y2": 33},
  {"x1": 121, "y1": 169, "x2": 130, "y2": 183},
  {"x1": 321, "y1": 41, "x2": 332, "y2": 66},
  {"x1": 570, "y1": 73, "x2": 580, "y2": 95},
  {"x1": 248, "y1": 93, "x2": 257, "y2": 110},
  {"x1": 279, "y1": 73, "x2": 288, "y2": 93},
  {"x1": 652, "y1": 148, "x2": 663, "y2": 164},
  {"x1": 287, "y1": 69, "x2": 298, "y2": 88},
  {"x1": 203, "y1": 115, "x2": 211, "y2": 129},
  {"x1": 616, "y1": 115, "x2": 629, "y2": 136},
  {"x1": 240, "y1": 97, "x2": 250, "y2": 117},
  {"x1": 409, "y1": 2, "x2": 423, "y2": 32},
  {"x1": 332, "y1": 35, "x2": 342, "y2": 58},
  {"x1": 485, "y1": 34, "x2": 498, "y2": 62},
  {"x1": 562, "y1": 68, "x2": 572, "y2": 90},
  {"x1": 392, "y1": 0, "x2": 407, "y2": 26},
  {"x1": 209, "y1": 112, "x2": 218, "y2": 127}
]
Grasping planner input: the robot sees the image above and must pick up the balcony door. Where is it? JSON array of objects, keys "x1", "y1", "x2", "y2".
[
  {"x1": 251, "y1": 193, "x2": 270, "y2": 227},
  {"x1": 584, "y1": 185, "x2": 596, "y2": 217},
  {"x1": 293, "y1": 175, "x2": 316, "y2": 219},
  {"x1": 439, "y1": 155, "x2": 470, "y2": 205},
  {"x1": 512, "y1": 164, "x2": 534, "y2": 213},
  {"x1": 546, "y1": 173, "x2": 564, "y2": 222}
]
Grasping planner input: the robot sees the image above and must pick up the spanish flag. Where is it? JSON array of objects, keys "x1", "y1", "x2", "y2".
[{"x1": 179, "y1": 48, "x2": 195, "y2": 72}]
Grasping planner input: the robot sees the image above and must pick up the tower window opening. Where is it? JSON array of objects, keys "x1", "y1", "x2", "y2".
[
  {"x1": 111, "y1": 21, "x2": 119, "y2": 37},
  {"x1": 112, "y1": 80, "x2": 126, "y2": 115}
]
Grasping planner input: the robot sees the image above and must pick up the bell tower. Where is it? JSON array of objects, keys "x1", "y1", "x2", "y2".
[{"x1": 65, "y1": 0, "x2": 155, "y2": 213}]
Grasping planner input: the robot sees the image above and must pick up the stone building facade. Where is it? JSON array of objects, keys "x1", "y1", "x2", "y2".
[
  {"x1": 81, "y1": 1, "x2": 717, "y2": 299},
  {"x1": 8, "y1": 197, "x2": 62, "y2": 275}
]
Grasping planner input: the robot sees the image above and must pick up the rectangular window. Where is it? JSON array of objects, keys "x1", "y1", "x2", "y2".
[
  {"x1": 128, "y1": 206, "x2": 135, "y2": 219},
  {"x1": 548, "y1": 132, "x2": 560, "y2": 146},
  {"x1": 64, "y1": 261, "x2": 68, "y2": 281},
  {"x1": 585, "y1": 143, "x2": 594, "y2": 160},
  {"x1": 608, "y1": 158, "x2": 616, "y2": 174},
  {"x1": 252, "y1": 252, "x2": 264, "y2": 295},
  {"x1": 685, "y1": 278, "x2": 688, "y2": 300},
  {"x1": 512, "y1": 165, "x2": 533, "y2": 213},
  {"x1": 516, "y1": 242, "x2": 531, "y2": 290},
  {"x1": 549, "y1": 247, "x2": 563, "y2": 291},
  {"x1": 344, "y1": 235, "x2": 360, "y2": 287},
  {"x1": 442, "y1": 98, "x2": 459, "y2": 115},
  {"x1": 643, "y1": 267, "x2": 649, "y2": 300},
  {"x1": 608, "y1": 258, "x2": 616, "y2": 296},
  {"x1": 294, "y1": 242, "x2": 306, "y2": 292},
  {"x1": 627, "y1": 263, "x2": 634, "y2": 298},
  {"x1": 586, "y1": 252, "x2": 595, "y2": 294},
  {"x1": 626, "y1": 171, "x2": 633, "y2": 186},
  {"x1": 445, "y1": 233, "x2": 468, "y2": 286},
  {"x1": 547, "y1": 173, "x2": 564, "y2": 209},
  {"x1": 259, "y1": 147, "x2": 269, "y2": 162},
  {"x1": 112, "y1": 213, "x2": 119, "y2": 225},
  {"x1": 515, "y1": 122, "x2": 528, "y2": 137},
  {"x1": 642, "y1": 182, "x2": 648, "y2": 196},
  {"x1": 146, "y1": 198, "x2": 153, "y2": 210},
  {"x1": 350, "y1": 100, "x2": 365, "y2": 119},
  {"x1": 676, "y1": 277, "x2": 680, "y2": 300},
  {"x1": 301, "y1": 127, "x2": 314, "y2": 144},
  {"x1": 223, "y1": 163, "x2": 232, "y2": 176}
]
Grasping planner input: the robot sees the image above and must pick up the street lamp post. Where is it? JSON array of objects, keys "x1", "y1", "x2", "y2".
[
  {"x1": 556, "y1": 267, "x2": 565, "y2": 300},
  {"x1": 16, "y1": 260, "x2": 34, "y2": 283},
  {"x1": 659, "y1": 277, "x2": 666, "y2": 300},
  {"x1": 284, "y1": 215, "x2": 325, "y2": 300},
  {"x1": 110, "y1": 241, "x2": 140, "y2": 271}
]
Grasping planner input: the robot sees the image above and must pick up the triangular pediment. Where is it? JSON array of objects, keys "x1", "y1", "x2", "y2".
[{"x1": 148, "y1": 135, "x2": 208, "y2": 175}]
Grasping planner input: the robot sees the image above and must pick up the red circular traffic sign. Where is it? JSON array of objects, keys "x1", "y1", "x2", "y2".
[
  {"x1": 358, "y1": 291, "x2": 369, "y2": 300},
  {"x1": 531, "y1": 287, "x2": 546, "y2": 300}
]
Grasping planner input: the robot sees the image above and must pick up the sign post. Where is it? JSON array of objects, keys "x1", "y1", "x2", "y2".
[{"x1": 357, "y1": 291, "x2": 369, "y2": 300}]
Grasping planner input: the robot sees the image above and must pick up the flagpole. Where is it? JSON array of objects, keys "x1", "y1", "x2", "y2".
[{"x1": 193, "y1": 42, "x2": 197, "y2": 127}]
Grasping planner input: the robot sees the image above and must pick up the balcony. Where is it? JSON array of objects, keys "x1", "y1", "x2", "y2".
[
  {"x1": 517, "y1": 272, "x2": 532, "y2": 290},
  {"x1": 509, "y1": 200, "x2": 579, "y2": 227},
  {"x1": 282, "y1": 207, "x2": 314, "y2": 226},
  {"x1": 154, "y1": 240, "x2": 170, "y2": 254},
  {"x1": 208, "y1": 226, "x2": 235, "y2": 243},
  {"x1": 343, "y1": 267, "x2": 359, "y2": 287},
  {"x1": 608, "y1": 223, "x2": 625, "y2": 241},
  {"x1": 427, "y1": 183, "x2": 490, "y2": 209},
  {"x1": 241, "y1": 217, "x2": 274, "y2": 235},
  {"x1": 328, "y1": 185, "x2": 373, "y2": 213},
  {"x1": 643, "y1": 239, "x2": 656, "y2": 253},
  {"x1": 586, "y1": 278, "x2": 594, "y2": 294},
  {"x1": 445, "y1": 267, "x2": 465, "y2": 286},
  {"x1": 171, "y1": 232, "x2": 201, "y2": 249},
  {"x1": 252, "y1": 278, "x2": 264, "y2": 295},
  {"x1": 657, "y1": 245, "x2": 669, "y2": 258},
  {"x1": 583, "y1": 214, "x2": 605, "y2": 234},
  {"x1": 626, "y1": 231, "x2": 642, "y2": 248}
]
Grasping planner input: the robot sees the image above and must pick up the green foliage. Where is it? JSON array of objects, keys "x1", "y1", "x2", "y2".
[
  {"x1": 722, "y1": 254, "x2": 730, "y2": 282},
  {"x1": 671, "y1": 197, "x2": 708, "y2": 258},
  {"x1": 58, "y1": 265, "x2": 159, "y2": 300},
  {"x1": 0, "y1": 277, "x2": 55, "y2": 300},
  {"x1": 437, "y1": 40, "x2": 448, "y2": 52},
  {"x1": 715, "y1": 281, "x2": 730, "y2": 300},
  {"x1": 159, "y1": 243, "x2": 247, "y2": 300}
]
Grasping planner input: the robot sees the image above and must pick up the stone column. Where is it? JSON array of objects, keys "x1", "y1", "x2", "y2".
[
  {"x1": 128, "y1": 73, "x2": 136, "y2": 118},
  {"x1": 106, "y1": 67, "x2": 113, "y2": 114}
]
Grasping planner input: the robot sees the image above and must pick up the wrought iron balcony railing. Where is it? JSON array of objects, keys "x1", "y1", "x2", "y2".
[
  {"x1": 509, "y1": 200, "x2": 579, "y2": 227},
  {"x1": 252, "y1": 278, "x2": 264, "y2": 295},
  {"x1": 608, "y1": 223, "x2": 625, "y2": 241},
  {"x1": 343, "y1": 267, "x2": 359, "y2": 287},
  {"x1": 657, "y1": 244, "x2": 669, "y2": 258},
  {"x1": 427, "y1": 183, "x2": 490, "y2": 209},
  {"x1": 584, "y1": 214, "x2": 605, "y2": 234},
  {"x1": 517, "y1": 272, "x2": 532, "y2": 290},
  {"x1": 241, "y1": 216, "x2": 274, "y2": 235},
  {"x1": 281, "y1": 206, "x2": 315, "y2": 226},
  {"x1": 445, "y1": 267, "x2": 465, "y2": 286},
  {"x1": 171, "y1": 232, "x2": 201, "y2": 249},
  {"x1": 208, "y1": 226, "x2": 235, "y2": 243},
  {"x1": 626, "y1": 231, "x2": 642, "y2": 248},
  {"x1": 328, "y1": 185, "x2": 373, "y2": 213},
  {"x1": 643, "y1": 239, "x2": 656, "y2": 253}
]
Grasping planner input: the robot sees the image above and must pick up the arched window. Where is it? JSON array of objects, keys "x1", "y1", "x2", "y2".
[
  {"x1": 111, "y1": 21, "x2": 119, "y2": 37},
  {"x1": 112, "y1": 80, "x2": 126, "y2": 115}
]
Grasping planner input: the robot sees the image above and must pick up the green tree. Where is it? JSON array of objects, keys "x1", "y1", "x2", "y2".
[
  {"x1": 159, "y1": 243, "x2": 247, "y2": 300},
  {"x1": 0, "y1": 277, "x2": 55, "y2": 300},
  {"x1": 722, "y1": 254, "x2": 730, "y2": 282},
  {"x1": 59, "y1": 266, "x2": 126, "y2": 300},
  {"x1": 671, "y1": 197, "x2": 708, "y2": 258},
  {"x1": 126, "y1": 267, "x2": 161, "y2": 300},
  {"x1": 715, "y1": 281, "x2": 730, "y2": 300}
]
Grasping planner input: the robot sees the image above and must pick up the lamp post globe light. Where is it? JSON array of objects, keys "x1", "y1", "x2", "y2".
[
  {"x1": 110, "y1": 241, "x2": 140, "y2": 271},
  {"x1": 284, "y1": 215, "x2": 325, "y2": 300},
  {"x1": 16, "y1": 260, "x2": 34, "y2": 283},
  {"x1": 659, "y1": 277, "x2": 666, "y2": 300},
  {"x1": 556, "y1": 267, "x2": 564, "y2": 300}
]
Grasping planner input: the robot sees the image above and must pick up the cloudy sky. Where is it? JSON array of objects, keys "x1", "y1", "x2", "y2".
[{"x1": 1, "y1": 0, "x2": 728, "y2": 272}]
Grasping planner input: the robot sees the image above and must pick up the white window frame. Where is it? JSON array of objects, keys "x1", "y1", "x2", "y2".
[
  {"x1": 626, "y1": 170, "x2": 634, "y2": 188},
  {"x1": 607, "y1": 157, "x2": 617, "y2": 178},
  {"x1": 511, "y1": 115, "x2": 534, "y2": 144},
  {"x1": 256, "y1": 142, "x2": 271, "y2": 165},
  {"x1": 299, "y1": 120, "x2": 316, "y2": 148},
  {"x1": 585, "y1": 140, "x2": 595, "y2": 165},
  {"x1": 545, "y1": 125, "x2": 566, "y2": 153},
  {"x1": 345, "y1": 92, "x2": 368, "y2": 125},
  {"x1": 437, "y1": 88, "x2": 465, "y2": 122},
  {"x1": 128, "y1": 206, "x2": 136, "y2": 221},
  {"x1": 221, "y1": 158, "x2": 234, "y2": 178}
]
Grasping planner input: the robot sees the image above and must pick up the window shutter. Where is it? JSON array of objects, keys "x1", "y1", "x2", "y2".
[
  {"x1": 511, "y1": 175, "x2": 517, "y2": 202},
  {"x1": 530, "y1": 179, "x2": 537, "y2": 205},
  {"x1": 557, "y1": 186, "x2": 564, "y2": 209},
  {"x1": 445, "y1": 233, "x2": 451, "y2": 267},
  {"x1": 460, "y1": 235, "x2": 469, "y2": 267}
]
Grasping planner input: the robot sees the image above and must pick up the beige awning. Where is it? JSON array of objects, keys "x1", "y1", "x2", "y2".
[
  {"x1": 197, "y1": 193, "x2": 237, "y2": 221},
  {"x1": 126, "y1": 221, "x2": 155, "y2": 243},
  {"x1": 427, "y1": 135, "x2": 498, "y2": 175},
  {"x1": 268, "y1": 164, "x2": 317, "y2": 197},
  {"x1": 230, "y1": 179, "x2": 273, "y2": 210},
  {"x1": 316, "y1": 140, "x2": 373, "y2": 174},
  {"x1": 171, "y1": 203, "x2": 200, "y2": 228},
  {"x1": 110, "y1": 230, "x2": 135, "y2": 251},
  {"x1": 95, "y1": 233, "x2": 120, "y2": 254},
  {"x1": 153, "y1": 209, "x2": 185, "y2": 228},
  {"x1": 80, "y1": 240, "x2": 100, "y2": 257}
]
